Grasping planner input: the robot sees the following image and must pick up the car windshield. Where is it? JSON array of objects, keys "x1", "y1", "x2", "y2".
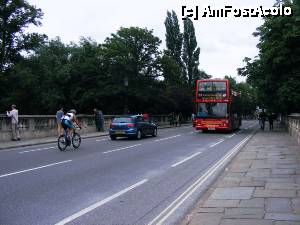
[{"x1": 112, "y1": 117, "x2": 133, "y2": 123}]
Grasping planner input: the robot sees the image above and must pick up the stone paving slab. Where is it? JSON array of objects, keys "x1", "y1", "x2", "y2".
[
  {"x1": 181, "y1": 123, "x2": 300, "y2": 225},
  {"x1": 211, "y1": 187, "x2": 254, "y2": 200}
]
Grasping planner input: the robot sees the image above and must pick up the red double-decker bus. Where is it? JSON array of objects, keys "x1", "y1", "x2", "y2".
[{"x1": 194, "y1": 79, "x2": 241, "y2": 132}]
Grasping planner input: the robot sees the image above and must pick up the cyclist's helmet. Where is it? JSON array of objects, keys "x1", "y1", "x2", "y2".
[{"x1": 69, "y1": 109, "x2": 77, "y2": 114}]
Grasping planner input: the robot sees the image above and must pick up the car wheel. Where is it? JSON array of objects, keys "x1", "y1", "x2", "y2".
[
  {"x1": 136, "y1": 130, "x2": 142, "y2": 140},
  {"x1": 152, "y1": 128, "x2": 157, "y2": 137},
  {"x1": 110, "y1": 135, "x2": 116, "y2": 140}
]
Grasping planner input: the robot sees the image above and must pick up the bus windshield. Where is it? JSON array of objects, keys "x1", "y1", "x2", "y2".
[{"x1": 197, "y1": 103, "x2": 228, "y2": 118}]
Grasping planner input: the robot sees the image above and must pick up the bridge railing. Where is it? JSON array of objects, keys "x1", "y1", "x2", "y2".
[
  {"x1": 0, "y1": 114, "x2": 183, "y2": 142},
  {"x1": 287, "y1": 113, "x2": 300, "y2": 145}
]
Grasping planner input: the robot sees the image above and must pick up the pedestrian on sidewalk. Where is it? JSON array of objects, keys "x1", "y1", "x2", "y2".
[
  {"x1": 56, "y1": 106, "x2": 64, "y2": 136},
  {"x1": 98, "y1": 109, "x2": 104, "y2": 132},
  {"x1": 268, "y1": 112, "x2": 275, "y2": 131},
  {"x1": 94, "y1": 108, "x2": 104, "y2": 132},
  {"x1": 258, "y1": 110, "x2": 267, "y2": 130},
  {"x1": 6, "y1": 104, "x2": 20, "y2": 141}
]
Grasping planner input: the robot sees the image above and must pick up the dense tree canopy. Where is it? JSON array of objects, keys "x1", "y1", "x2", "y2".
[
  {"x1": 182, "y1": 18, "x2": 201, "y2": 86},
  {"x1": 0, "y1": 2, "x2": 260, "y2": 117},
  {"x1": 0, "y1": 0, "x2": 45, "y2": 71},
  {"x1": 164, "y1": 10, "x2": 183, "y2": 69},
  {"x1": 238, "y1": 0, "x2": 300, "y2": 113}
]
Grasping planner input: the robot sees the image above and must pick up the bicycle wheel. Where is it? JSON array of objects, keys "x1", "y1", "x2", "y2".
[
  {"x1": 58, "y1": 135, "x2": 67, "y2": 151},
  {"x1": 72, "y1": 133, "x2": 81, "y2": 149}
]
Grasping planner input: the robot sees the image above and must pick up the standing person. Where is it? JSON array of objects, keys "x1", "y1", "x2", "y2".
[
  {"x1": 56, "y1": 106, "x2": 64, "y2": 136},
  {"x1": 94, "y1": 108, "x2": 101, "y2": 132},
  {"x1": 176, "y1": 112, "x2": 182, "y2": 127},
  {"x1": 98, "y1": 109, "x2": 104, "y2": 132},
  {"x1": 6, "y1": 104, "x2": 20, "y2": 141},
  {"x1": 259, "y1": 110, "x2": 267, "y2": 130},
  {"x1": 168, "y1": 112, "x2": 175, "y2": 126},
  {"x1": 268, "y1": 113, "x2": 274, "y2": 131}
]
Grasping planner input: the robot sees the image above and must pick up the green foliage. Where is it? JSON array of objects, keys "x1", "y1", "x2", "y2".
[
  {"x1": 101, "y1": 27, "x2": 162, "y2": 113},
  {"x1": 182, "y1": 18, "x2": 201, "y2": 87},
  {"x1": 0, "y1": 8, "x2": 203, "y2": 115},
  {"x1": 225, "y1": 76, "x2": 257, "y2": 117},
  {"x1": 160, "y1": 52, "x2": 182, "y2": 86},
  {"x1": 164, "y1": 10, "x2": 183, "y2": 68},
  {"x1": 238, "y1": 0, "x2": 300, "y2": 113},
  {"x1": 0, "y1": 0, "x2": 46, "y2": 71}
]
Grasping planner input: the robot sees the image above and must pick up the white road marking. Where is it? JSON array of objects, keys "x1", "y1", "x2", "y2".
[
  {"x1": 171, "y1": 152, "x2": 202, "y2": 167},
  {"x1": 55, "y1": 179, "x2": 148, "y2": 225},
  {"x1": 102, "y1": 144, "x2": 142, "y2": 154},
  {"x1": 154, "y1": 135, "x2": 181, "y2": 142},
  {"x1": 96, "y1": 138, "x2": 109, "y2": 142},
  {"x1": 226, "y1": 133, "x2": 236, "y2": 139},
  {"x1": 148, "y1": 134, "x2": 253, "y2": 225},
  {"x1": 0, "y1": 160, "x2": 72, "y2": 178},
  {"x1": 19, "y1": 146, "x2": 55, "y2": 154},
  {"x1": 209, "y1": 139, "x2": 224, "y2": 148}
]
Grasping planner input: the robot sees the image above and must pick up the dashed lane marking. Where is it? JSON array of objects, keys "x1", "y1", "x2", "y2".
[
  {"x1": 209, "y1": 139, "x2": 225, "y2": 148},
  {"x1": 55, "y1": 179, "x2": 148, "y2": 225},
  {"x1": 19, "y1": 146, "x2": 55, "y2": 154},
  {"x1": 0, "y1": 160, "x2": 72, "y2": 178},
  {"x1": 171, "y1": 152, "x2": 202, "y2": 167},
  {"x1": 102, "y1": 144, "x2": 142, "y2": 154},
  {"x1": 154, "y1": 135, "x2": 181, "y2": 142}
]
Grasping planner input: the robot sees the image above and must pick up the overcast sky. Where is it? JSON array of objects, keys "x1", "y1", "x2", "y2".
[{"x1": 27, "y1": 0, "x2": 276, "y2": 81}]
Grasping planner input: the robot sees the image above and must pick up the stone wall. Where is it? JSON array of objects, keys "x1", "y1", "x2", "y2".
[
  {"x1": 287, "y1": 113, "x2": 300, "y2": 145},
  {"x1": 0, "y1": 114, "x2": 172, "y2": 142}
]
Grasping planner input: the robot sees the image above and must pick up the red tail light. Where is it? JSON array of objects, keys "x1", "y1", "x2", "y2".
[{"x1": 127, "y1": 123, "x2": 135, "y2": 127}]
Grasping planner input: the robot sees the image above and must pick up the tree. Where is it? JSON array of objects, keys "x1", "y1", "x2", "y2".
[
  {"x1": 198, "y1": 70, "x2": 211, "y2": 79},
  {"x1": 238, "y1": 0, "x2": 300, "y2": 113},
  {"x1": 160, "y1": 52, "x2": 183, "y2": 86},
  {"x1": 164, "y1": 10, "x2": 182, "y2": 68},
  {"x1": 182, "y1": 18, "x2": 201, "y2": 86},
  {"x1": 101, "y1": 27, "x2": 162, "y2": 113},
  {"x1": 0, "y1": 0, "x2": 45, "y2": 71}
]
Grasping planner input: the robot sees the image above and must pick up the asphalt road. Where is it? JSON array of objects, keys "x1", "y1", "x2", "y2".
[{"x1": 0, "y1": 120, "x2": 258, "y2": 225}]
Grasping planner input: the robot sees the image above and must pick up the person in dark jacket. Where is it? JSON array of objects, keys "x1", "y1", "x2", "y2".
[
  {"x1": 94, "y1": 108, "x2": 101, "y2": 132},
  {"x1": 259, "y1": 110, "x2": 267, "y2": 131},
  {"x1": 268, "y1": 113, "x2": 275, "y2": 131},
  {"x1": 98, "y1": 109, "x2": 104, "y2": 131}
]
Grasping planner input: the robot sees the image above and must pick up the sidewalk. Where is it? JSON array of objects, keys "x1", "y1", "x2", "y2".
[
  {"x1": 0, "y1": 124, "x2": 190, "y2": 150},
  {"x1": 182, "y1": 123, "x2": 300, "y2": 225}
]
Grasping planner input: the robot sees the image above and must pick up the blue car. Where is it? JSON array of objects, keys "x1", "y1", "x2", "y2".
[{"x1": 109, "y1": 115, "x2": 157, "y2": 140}]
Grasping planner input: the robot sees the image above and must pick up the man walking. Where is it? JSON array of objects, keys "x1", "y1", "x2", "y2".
[
  {"x1": 56, "y1": 106, "x2": 64, "y2": 136},
  {"x1": 98, "y1": 109, "x2": 104, "y2": 132},
  {"x1": 259, "y1": 110, "x2": 267, "y2": 131},
  {"x1": 6, "y1": 104, "x2": 20, "y2": 141},
  {"x1": 94, "y1": 108, "x2": 104, "y2": 132},
  {"x1": 268, "y1": 113, "x2": 274, "y2": 131}
]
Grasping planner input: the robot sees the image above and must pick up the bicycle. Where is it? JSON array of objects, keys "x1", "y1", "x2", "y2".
[{"x1": 58, "y1": 126, "x2": 81, "y2": 151}]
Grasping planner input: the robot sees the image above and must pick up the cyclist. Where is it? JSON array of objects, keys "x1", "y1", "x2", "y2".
[{"x1": 61, "y1": 109, "x2": 82, "y2": 145}]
